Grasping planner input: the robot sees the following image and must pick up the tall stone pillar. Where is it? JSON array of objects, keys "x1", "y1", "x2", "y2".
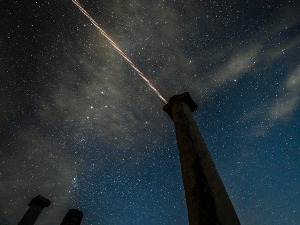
[
  {"x1": 163, "y1": 92, "x2": 240, "y2": 225},
  {"x1": 60, "y1": 209, "x2": 83, "y2": 225},
  {"x1": 18, "y1": 195, "x2": 51, "y2": 225}
]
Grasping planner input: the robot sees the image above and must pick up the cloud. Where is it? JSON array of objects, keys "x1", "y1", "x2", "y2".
[
  {"x1": 208, "y1": 45, "x2": 261, "y2": 87},
  {"x1": 268, "y1": 66, "x2": 300, "y2": 120},
  {"x1": 267, "y1": 36, "x2": 300, "y2": 61},
  {"x1": 37, "y1": 52, "x2": 169, "y2": 149},
  {"x1": 238, "y1": 66, "x2": 300, "y2": 137}
]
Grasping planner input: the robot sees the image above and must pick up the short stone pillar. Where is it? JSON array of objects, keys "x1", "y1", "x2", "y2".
[
  {"x1": 60, "y1": 209, "x2": 83, "y2": 225},
  {"x1": 18, "y1": 195, "x2": 51, "y2": 225},
  {"x1": 164, "y1": 92, "x2": 240, "y2": 225}
]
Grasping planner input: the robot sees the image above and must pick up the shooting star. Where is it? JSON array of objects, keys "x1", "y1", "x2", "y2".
[{"x1": 71, "y1": 0, "x2": 167, "y2": 104}]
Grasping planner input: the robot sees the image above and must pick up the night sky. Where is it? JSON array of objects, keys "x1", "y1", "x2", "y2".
[{"x1": 1, "y1": 0, "x2": 300, "y2": 224}]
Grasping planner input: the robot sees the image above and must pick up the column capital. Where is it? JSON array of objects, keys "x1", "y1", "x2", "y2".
[
  {"x1": 28, "y1": 195, "x2": 51, "y2": 207},
  {"x1": 60, "y1": 209, "x2": 83, "y2": 225},
  {"x1": 163, "y1": 92, "x2": 198, "y2": 120}
]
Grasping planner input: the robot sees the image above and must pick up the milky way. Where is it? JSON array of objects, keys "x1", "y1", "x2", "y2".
[{"x1": 0, "y1": 0, "x2": 299, "y2": 224}]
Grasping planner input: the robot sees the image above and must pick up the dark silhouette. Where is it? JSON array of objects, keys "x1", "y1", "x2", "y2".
[
  {"x1": 164, "y1": 92, "x2": 240, "y2": 225},
  {"x1": 18, "y1": 195, "x2": 51, "y2": 225},
  {"x1": 60, "y1": 209, "x2": 83, "y2": 225}
]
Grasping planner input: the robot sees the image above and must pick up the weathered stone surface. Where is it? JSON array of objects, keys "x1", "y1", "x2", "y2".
[
  {"x1": 165, "y1": 93, "x2": 240, "y2": 225},
  {"x1": 18, "y1": 195, "x2": 51, "y2": 225}
]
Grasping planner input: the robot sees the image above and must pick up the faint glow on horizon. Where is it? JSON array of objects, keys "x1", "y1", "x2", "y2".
[{"x1": 71, "y1": 0, "x2": 168, "y2": 104}]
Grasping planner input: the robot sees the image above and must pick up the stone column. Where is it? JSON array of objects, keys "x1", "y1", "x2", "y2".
[
  {"x1": 164, "y1": 92, "x2": 240, "y2": 225},
  {"x1": 18, "y1": 195, "x2": 51, "y2": 225},
  {"x1": 60, "y1": 209, "x2": 83, "y2": 225}
]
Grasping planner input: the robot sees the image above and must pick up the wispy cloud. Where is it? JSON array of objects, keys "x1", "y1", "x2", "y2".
[
  {"x1": 268, "y1": 66, "x2": 300, "y2": 120},
  {"x1": 208, "y1": 45, "x2": 261, "y2": 87},
  {"x1": 238, "y1": 66, "x2": 300, "y2": 137},
  {"x1": 267, "y1": 36, "x2": 300, "y2": 62}
]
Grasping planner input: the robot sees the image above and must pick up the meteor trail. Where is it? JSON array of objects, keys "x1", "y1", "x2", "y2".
[{"x1": 71, "y1": 0, "x2": 168, "y2": 104}]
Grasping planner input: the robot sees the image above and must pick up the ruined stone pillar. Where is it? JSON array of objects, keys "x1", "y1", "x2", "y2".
[
  {"x1": 164, "y1": 92, "x2": 240, "y2": 225},
  {"x1": 60, "y1": 209, "x2": 83, "y2": 225},
  {"x1": 18, "y1": 195, "x2": 51, "y2": 225}
]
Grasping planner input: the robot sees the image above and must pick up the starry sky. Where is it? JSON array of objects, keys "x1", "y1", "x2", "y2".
[{"x1": 1, "y1": 0, "x2": 300, "y2": 224}]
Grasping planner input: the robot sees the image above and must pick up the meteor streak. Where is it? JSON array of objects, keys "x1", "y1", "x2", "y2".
[{"x1": 71, "y1": 0, "x2": 168, "y2": 104}]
